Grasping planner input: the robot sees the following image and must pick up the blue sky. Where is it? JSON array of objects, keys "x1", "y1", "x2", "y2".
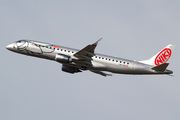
[{"x1": 0, "y1": 0, "x2": 180, "y2": 120}]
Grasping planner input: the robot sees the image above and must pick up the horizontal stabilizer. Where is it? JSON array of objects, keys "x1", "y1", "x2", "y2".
[{"x1": 151, "y1": 63, "x2": 169, "y2": 72}]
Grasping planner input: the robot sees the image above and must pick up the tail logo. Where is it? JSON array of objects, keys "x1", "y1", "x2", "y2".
[{"x1": 154, "y1": 48, "x2": 172, "y2": 65}]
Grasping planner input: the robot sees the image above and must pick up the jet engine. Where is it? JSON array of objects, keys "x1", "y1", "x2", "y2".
[
  {"x1": 55, "y1": 53, "x2": 72, "y2": 63},
  {"x1": 62, "y1": 64, "x2": 82, "y2": 74}
]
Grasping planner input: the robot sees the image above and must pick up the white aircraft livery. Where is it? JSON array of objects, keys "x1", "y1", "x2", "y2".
[{"x1": 6, "y1": 39, "x2": 175, "y2": 76}]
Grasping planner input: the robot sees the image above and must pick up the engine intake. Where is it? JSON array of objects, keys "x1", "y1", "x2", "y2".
[
  {"x1": 55, "y1": 53, "x2": 71, "y2": 63},
  {"x1": 62, "y1": 65, "x2": 82, "y2": 74}
]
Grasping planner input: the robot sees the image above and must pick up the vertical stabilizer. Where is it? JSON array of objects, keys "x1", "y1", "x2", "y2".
[{"x1": 139, "y1": 44, "x2": 175, "y2": 66}]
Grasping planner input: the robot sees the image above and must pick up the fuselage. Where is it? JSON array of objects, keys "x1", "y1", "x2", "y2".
[{"x1": 6, "y1": 40, "x2": 173, "y2": 75}]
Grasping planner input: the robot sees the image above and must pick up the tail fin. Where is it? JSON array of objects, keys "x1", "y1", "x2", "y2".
[{"x1": 139, "y1": 44, "x2": 176, "y2": 66}]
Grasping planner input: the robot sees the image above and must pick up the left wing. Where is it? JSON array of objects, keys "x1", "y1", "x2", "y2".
[
  {"x1": 90, "y1": 71, "x2": 112, "y2": 77},
  {"x1": 74, "y1": 38, "x2": 102, "y2": 61}
]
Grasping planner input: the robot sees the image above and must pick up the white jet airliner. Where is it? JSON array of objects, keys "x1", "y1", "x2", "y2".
[{"x1": 6, "y1": 39, "x2": 175, "y2": 76}]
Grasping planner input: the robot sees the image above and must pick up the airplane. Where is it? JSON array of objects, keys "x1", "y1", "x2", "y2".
[{"x1": 6, "y1": 38, "x2": 175, "y2": 76}]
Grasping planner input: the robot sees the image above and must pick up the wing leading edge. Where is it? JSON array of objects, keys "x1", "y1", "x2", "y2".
[{"x1": 74, "y1": 38, "x2": 102, "y2": 59}]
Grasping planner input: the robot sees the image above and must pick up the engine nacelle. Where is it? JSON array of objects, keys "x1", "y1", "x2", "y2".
[
  {"x1": 55, "y1": 53, "x2": 71, "y2": 63},
  {"x1": 62, "y1": 65, "x2": 82, "y2": 74}
]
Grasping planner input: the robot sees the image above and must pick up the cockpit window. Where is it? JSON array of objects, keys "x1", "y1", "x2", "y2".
[{"x1": 16, "y1": 40, "x2": 26, "y2": 45}]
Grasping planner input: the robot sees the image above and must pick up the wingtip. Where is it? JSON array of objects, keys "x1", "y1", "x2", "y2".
[{"x1": 93, "y1": 38, "x2": 102, "y2": 45}]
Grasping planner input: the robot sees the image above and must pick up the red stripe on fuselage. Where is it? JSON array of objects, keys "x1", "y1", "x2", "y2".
[{"x1": 54, "y1": 46, "x2": 60, "y2": 49}]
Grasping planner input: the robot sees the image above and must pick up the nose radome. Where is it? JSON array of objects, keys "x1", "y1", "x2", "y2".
[{"x1": 6, "y1": 44, "x2": 14, "y2": 50}]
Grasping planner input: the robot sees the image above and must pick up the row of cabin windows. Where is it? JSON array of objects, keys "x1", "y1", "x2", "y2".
[
  {"x1": 94, "y1": 56, "x2": 129, "y2": 64},
  {"x1": 34, "y1": 44, "x2": 75, "y2": 53},
  {"x1": 34, "y1": 44, "x2": 129, "y2": 64},
  {"x1": 56, "y1": 49, "x2": 74, "y2": 53}
]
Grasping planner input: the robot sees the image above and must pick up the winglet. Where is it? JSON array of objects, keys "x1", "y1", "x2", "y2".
[{"x1": 92, "y1": 38, "x2": 102, "y2": 46}]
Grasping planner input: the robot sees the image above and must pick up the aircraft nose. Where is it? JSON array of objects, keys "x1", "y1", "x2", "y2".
[{"x1": 6, "y1": 43, "x2": 14, "y2": 50}]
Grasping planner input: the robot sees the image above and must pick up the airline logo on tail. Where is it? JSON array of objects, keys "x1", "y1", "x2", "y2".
[{"x1": 154, "y1": 48, "x2": 172, "y2": 65}]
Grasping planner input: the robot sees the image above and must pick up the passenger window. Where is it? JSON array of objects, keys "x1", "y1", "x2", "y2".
[
  {"x1": 116, "y1": 60, "x2": 118, "y2": 62},
  {"x1": 99, "y1": 57, "x2": 101, "y2": 59}
]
